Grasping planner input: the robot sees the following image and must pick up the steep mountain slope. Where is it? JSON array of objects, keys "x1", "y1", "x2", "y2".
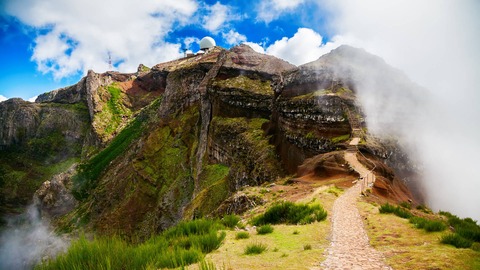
[{"x1": 1, "y1": 45, "x2": 418, "y2": 238}]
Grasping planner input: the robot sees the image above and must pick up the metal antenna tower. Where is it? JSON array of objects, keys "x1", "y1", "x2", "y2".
[{"x1": 108, "y1": 52, "x2": 113, "y2": 70}]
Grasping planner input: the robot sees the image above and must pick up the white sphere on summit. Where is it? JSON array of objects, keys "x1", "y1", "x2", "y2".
[{"x1": 199, "y1": 36, "x2": 216, "y2": 50}]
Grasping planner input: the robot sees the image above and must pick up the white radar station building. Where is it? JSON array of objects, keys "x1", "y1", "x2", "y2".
[{"x1": 199, "y1": 36, "x2": 216, "y2": 51}]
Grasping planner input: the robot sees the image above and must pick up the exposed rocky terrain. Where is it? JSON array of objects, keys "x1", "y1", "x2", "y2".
[{"x1": 0, "y1": 45, "x2": 418, "y2": 238}]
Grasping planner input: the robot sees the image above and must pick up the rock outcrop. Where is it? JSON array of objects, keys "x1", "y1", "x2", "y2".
[{"x1": 35, "y1": 165, "x2": 78, "y2": 218}]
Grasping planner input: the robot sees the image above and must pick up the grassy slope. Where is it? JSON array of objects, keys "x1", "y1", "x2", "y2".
[
  {"x1": 358, "y1": 201, "x2": 480, "y2": 270},
  {"x1": 190, "y1": 183, "x2": 342, "y2": 269}
]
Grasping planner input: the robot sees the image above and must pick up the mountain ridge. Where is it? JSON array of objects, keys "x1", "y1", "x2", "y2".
[{"x1": 1, "y1": 45, "x2": 416, "y2": 238}]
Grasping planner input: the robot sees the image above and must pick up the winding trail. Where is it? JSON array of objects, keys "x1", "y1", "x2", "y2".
[{"x1": 318, "y1": 137, "x2": 392, "y2": 270}]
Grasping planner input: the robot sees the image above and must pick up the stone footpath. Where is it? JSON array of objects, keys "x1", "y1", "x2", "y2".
[{"x1": 313, "y1": 145, "x2": 392, "y2": 269}]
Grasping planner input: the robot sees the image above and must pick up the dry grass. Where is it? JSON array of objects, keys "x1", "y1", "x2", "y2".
[
  {"x1": 202, "y1": 223, "x2": 328, "y2": 269},
  {"x1": 358, "y1": 201, "x2": 480, "y2": 270}
]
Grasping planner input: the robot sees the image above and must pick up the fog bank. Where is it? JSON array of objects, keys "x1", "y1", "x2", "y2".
[
  {"x1": 0, "y1": 202, "x2": 68, "y2": 269},
  {"x1": 321, "y1": 0, "x2": 480, "y2": 219}
]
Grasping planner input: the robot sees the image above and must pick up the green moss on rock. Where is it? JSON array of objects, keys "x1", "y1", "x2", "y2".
[
  {"x1": 93, "y1": 83, "x2": 132, "y2": 140},
  {"x1": 212, "y1": 76, "x2": 272, "y2": 95},
  {"x1": 211, "y1": 117, "x2": 282, "y2": 189}
]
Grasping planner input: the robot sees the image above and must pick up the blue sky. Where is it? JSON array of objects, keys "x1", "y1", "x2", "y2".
[{"x1": 0, "y1": 0, "x2": 335, "y2": 101}]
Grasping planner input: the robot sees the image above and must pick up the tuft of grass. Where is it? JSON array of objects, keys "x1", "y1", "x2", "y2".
[
  {"x1": 379, "y1": 203, "x2": 412, "y2": 219},
  {"x1": 221, "y1": 214, "x2": 241, "y2": 229},
  {"x1": 399, "y1": 202, "x2": 411, "y2": 209},
  {"x1": 37, "y1": 218, "x2": 224, "y2": 269},
  {"x1": 471, "y1": 243, "x2": 480, "y2": 252},
  {"x1": 252, "y1": 201, "x2": 327, "y2": 225},
  {"x1": 292, "y1": 230, "x2": 299, "y2": 235},
  {"x1": 330, "y1": 134, "x2": 350, "y2": 144},
  {"x1": 415, "y1": 205, "x2": 432, "y2": 214},
  {"x1": 244, "y1": 243, "x2": 267, "y2": 255},
  {"x1": 303, "y1": 244, "x2": 312, "y2": 250},
  {"x1": 257, "y1": 224, "x2": 274, "y2": 235},
  {"x1": 441, "y1": 233, "x2": 473, "y2": 249},
  {"x1": 198, "y1": 259, "x2": 218, "y2": 270},
  {"x1": 235, "y1": 232, "x2": 250, "y2": 240}
]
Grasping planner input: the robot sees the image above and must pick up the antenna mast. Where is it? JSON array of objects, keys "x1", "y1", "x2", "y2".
[{"x1": 108, "y1": 52, "x2": 113, "y2": 70}]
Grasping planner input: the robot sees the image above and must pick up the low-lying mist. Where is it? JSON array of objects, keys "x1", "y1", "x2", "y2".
[
  {"x1": 320, "y1": 0, "x2": 480, "y2": 220},
  {"x1": 0, "y1": 201, "x2": 68, "y2": 269}
]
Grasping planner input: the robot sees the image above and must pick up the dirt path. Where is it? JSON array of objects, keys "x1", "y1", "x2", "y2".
[{"x1": 316, "y1": 138, "x2": 392, "y2": 270}]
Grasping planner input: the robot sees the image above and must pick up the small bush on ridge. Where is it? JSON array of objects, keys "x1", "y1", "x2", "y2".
[
  {"x1": 409, "y1": 216, "x2": 446, "y2": 232},
  {"x1": 221, "y1": 214, "x2": 240, "y2": 229},
  {"x1": 252, "y1": 201, "x2": 327, "y2": 225},
  {"x1": 244, "y1": 243, "x2": 267, "y2": 255},
  {"x1": 257, "y1": 224, "x2": 274, "y2": 235},
  {"x1": 441, "y1": 233, "x2": 473, "y2": 248},
  {"x1": 235, "y1": 231, "x2": 250, "y2": 239},
  {"x1": 379, "y1": 203, "x2": 412, "y2": 219}
]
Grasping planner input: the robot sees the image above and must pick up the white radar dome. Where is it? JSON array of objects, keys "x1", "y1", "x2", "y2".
[{"x1": 199, "y1": 36, "x2": 216, "y2": 50}]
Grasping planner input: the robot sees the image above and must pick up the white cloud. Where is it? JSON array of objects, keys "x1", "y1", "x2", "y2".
[
  {"x1": 5, "y1": 0, "x2": 198, "y2": 79},
  {"x1": 202, "y1": 2, "x2": 231, "y2": 33},
  {"x1": 320, "y1": 0, "x2": 480, "y2": 219},
  {"x1": 222, "y1": 30, "x2": 246, "y2": 45},
  {"x1": 0, "y1": 95, "x2": 8, "y2": 102},
  {"x1": 256, "y1": 0, "x2": 305, "y2": 23},
  {"x1": 183, "y1": 37, "x2": 200, "y2": 50},
  {"x1": 28, "y1": 96, "x2": 38, "y2": 102},
  {"x1": 243, "y1": 42, "x2": 265, "y2": 54},
  {"x1": 262, "y1": 28, "x2": 345, "y2": 65}
]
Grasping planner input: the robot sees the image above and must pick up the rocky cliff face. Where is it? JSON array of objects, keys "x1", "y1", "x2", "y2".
[
  {"x1": 0, "y1": 97, "x2": 90, "y2": 217},
  {"x1": 1, "y1": 45, "x2": 419, "y2": 237}
]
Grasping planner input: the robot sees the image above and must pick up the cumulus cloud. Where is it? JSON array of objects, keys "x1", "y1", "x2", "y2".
[
  {"x1": 243, "y1": 42, "x2": 265, "y2": 54},
  {"x1": 4, "y1": 0, "x2": 198, "y2": 79},
  {"x1": 245, "y1": 28, "x2": 346, "y2": 65},
  {"x1": 256, "y1": 0, "x2": 305, "y2": 23},
  {"x1": 183, "y1": 37, "x2": 200, "y2": 50},
  {"x1": 0, "y1": 95, "x2": 7, "y2": 102},
  {"x1": 222, "y1": 30, "x2": 246, "y2": 45},
  {"x1": 321, "y1": 0, "x2": 480, "y2": 219},
  {"x1": 202, "y1": 2, "x2": 231, "y2": 33}
]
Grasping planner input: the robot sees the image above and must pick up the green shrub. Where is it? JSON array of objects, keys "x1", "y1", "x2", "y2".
[
  {"x1": 399, "y1": 202, "x2": 411, "y2": 209},
  {"x1": 424, "y1": 220, "x2": 447, "y2": 232},
  {"x1": 303, "y1": 244, "x2": 312, "y2": 250},
  {"x1": 441, "y1": 233, "x2": 473, "y2": 248},
  {"x1": 244, "y1": 243, "x2": 267, "y2": 255},
  {"x1": 471, "y1": 242, "x2": 480, "y2": 252},
  {"x1": 235, "y1": 232, "x2": 250, "y2": 240},
  {"x1": 446, "y1": 214, "x2": 480, "y2": 242},
  {"x1": 379, "y1": 203, "x2": 412, "y2": 219},
  {"x1": 257, "y1": 224, "x2": 274, "y2": 235},
  {"x1": 409, "y1": 217, "x2": 446, "y2": 232},
  {"x1": 221, "y1": 214, "x2": 241, "y2": 229},
  {"x1": 252, "y1": 201, "x2": 327, "y2": 225},
  {"x1": 292, "y1": 230, "x2": 299, "y2": 235},
  {"x1": 415, "y1": 205, "x2": 432, "y2": 213},
  {"x1": 409, "y1": 216, "x2": 427, "y2": 229},
  {"x1": 379, "y1": 203, "x2": 396, "y2": 214}
]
